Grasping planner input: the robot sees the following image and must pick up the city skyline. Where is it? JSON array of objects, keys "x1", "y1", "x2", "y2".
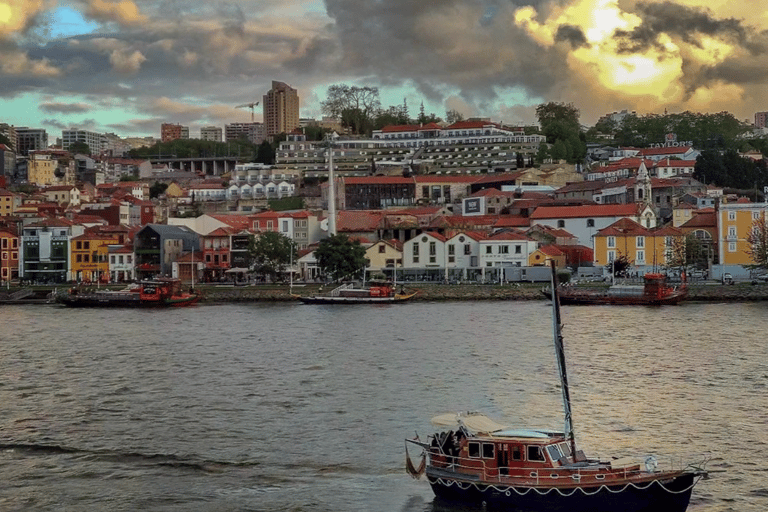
[{"x1": 1, "y1": 0, "x2": 767, "y2": 139}]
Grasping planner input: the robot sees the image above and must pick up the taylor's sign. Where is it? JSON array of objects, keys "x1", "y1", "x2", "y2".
[{"x1": 649, "y1": 140, "x2": 693, "y2": 149}]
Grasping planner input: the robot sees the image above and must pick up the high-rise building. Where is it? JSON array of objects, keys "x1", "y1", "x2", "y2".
[
  {"x1": 755, "y1": 112, "x2": 768, "y2": 128},
  {"x1": 263, "y1": 81, "x2": 300, "y2": 138},
  {"x1": 15, "y1": 127, "x2": 48, "y2": 155},
  {"x1": 225, "y1": 123, "x2": 265, "y2": 144},
  {"x1": 200, "y1": 126, "x2": 223, "y2": 142},
  {"x1": 161, "y1": 123, "x2": 189, "y2": 143},
  {"x1": 62, "y1": 129, "x2": 105, "y2": 154}
]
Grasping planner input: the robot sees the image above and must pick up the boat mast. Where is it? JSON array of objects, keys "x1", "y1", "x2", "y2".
[{"x1": 548, "y1": 260, "x2": 576, "y2": 454}]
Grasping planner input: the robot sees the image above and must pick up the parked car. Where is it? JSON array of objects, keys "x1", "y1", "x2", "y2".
[
  {"x1": 722, "y1": 273, "x2": 734, "y2": 285},
  {"x1": 751, "y1": 273, "x2": 768, "y2": 284}
]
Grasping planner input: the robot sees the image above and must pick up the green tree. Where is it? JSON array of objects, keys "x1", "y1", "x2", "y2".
[
  {"x1": 314, "y1": 234, "x2": 369, "y2": 282},
  {"x1": 535, "y1": 143, "x2": 550, "y2": 164},
  {"x1": 535, "y1": 102, "x2": 585, "y2": 164},
  {"x1": 247, "y1": 231, "x2": 296, "y2": 282},
  {"x1": 747, "y1": 216, "x2": 768, "y2": 271},
  {"x1": 0, "y1": 133, "x2": 13, "y2": 150},
  {"x1": 149, "y1": 182, "x2": 168, "y2": 199},
  {"x1": 550, "y1": 140, "x2": 567, "y2": 162},
  {"x1": 373, "y1": 105, "x2": 410, "y2": 130},
  {"x1": 256, "y1": 140, "x2": 276, "y2": 165},
  {"x1": 605, "y1": 254, "x2": 632, "y2": 277},
  {"x1": 69, "y1": 142, "x2": 91, "y2": 155},
  {"x1": 666, "y1": 233, "x2": 706, "y2": 272}
]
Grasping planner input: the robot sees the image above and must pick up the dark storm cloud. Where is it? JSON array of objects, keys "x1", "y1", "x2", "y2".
[
  {"x1": 614, "y1": 2, "x2": 762, "y2": 54},
  {"x1": 554, "y1": 25, "x2": 588, "y2": 49},
  {"x1": 40, "y1": 101, "x2": 93, "y2": 114}
]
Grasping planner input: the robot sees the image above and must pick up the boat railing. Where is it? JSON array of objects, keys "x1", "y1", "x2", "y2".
[{"x1": 329, "y1": 283, "x2": 354, "y2": 297}]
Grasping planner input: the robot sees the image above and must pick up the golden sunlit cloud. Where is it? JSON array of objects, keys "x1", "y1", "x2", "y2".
[
  {"x1": 0, "y1": 0, "x2": 48, "y2": 37},
  {"x1": 514, "y1": 0, "x2": 742, "y2": 109},
  {"x1": 81, "y1": 0, "x2": 146, "y2": 26}
]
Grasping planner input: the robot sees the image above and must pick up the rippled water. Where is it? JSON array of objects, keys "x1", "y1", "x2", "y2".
[{"x1": 0, "y1": 300, "x2": 766, "y2": 511}]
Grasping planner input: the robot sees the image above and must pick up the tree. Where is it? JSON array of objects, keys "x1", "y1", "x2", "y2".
[
  {"x1": 747, "y1": 216, "x2": 768, "y2": 270},
  {"x1": 149, "y1": 182, "x2": 168, "y2": 199},
  {"x1": 69, "y1": 142, "x2": 91, "y2": 155},
  {"x1": 535, "y1": 102, "x2": 585, "y2": 164},
  {"x1": 446, "y1": 109, "x2": 464, "y2": 124},
  {"x1": 314, "y1": 234, "x2": 369, "y2": 282},
  {"x1": 247, "y1": 231, "x2": 296, "y2": 282},
  {"x1": 321, "y1": 84, "x2": 381, "y2": 135},
  {"x1": 605, "y1": 254, "x2": 632, "y2": 277},
  {"x1": 256, "y1": 140, "x2": 276, "y2": 165},
  {"x1": 666, "y1": 233, "x2": 706, "y2": 272},
  {"x1": 0, "y1": 133, "x2": 13, "y2": 150}
]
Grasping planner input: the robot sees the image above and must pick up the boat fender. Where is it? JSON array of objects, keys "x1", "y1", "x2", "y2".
[{"x1": 645, "y1": 455, "x2": 658, "y2": 473}]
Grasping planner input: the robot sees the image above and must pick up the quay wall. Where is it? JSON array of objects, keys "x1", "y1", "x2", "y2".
[{"x1": 197, "y1": 283, "x2": 768, "y2": 303}]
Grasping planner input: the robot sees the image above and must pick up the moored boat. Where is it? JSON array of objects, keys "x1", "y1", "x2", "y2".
[
  {"x1": 406, "y1": 262, "x2": 708, "y2": 511},
  {"x1": 296, "y1": 279, "x2": 417, "y2": 304},
  {"x1": 542, "y1": 272, "x2": 687, "y2": 305},
  {"x1": 56, "y1": 278, "x2": 199, "y2": 308}
]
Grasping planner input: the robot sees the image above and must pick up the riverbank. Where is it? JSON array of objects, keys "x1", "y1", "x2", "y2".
[
  {"x1": 194, "y1": 281, "x2": 768, "y2": 303},
  {"x1": 5, "y1": 282, "x2": 768, "y2": 304}
]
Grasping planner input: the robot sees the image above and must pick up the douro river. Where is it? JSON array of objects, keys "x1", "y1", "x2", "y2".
[{"x1": 0, "y1": 300, "x2": 765, "y2": 511}]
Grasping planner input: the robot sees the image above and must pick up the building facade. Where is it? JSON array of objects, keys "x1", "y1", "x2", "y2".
[
  {"x1": 200, "y1": 126, "x2": 223, "y2": 142},
  {"x1": 15, "y1": 127, "x2": 48, "y2": 155},
  {"x1": 62, "y1": 129, "x2": 105, "y2": 153},
  {"x1": 263, "y1": 81, "x2": 300, "y2": 138}
]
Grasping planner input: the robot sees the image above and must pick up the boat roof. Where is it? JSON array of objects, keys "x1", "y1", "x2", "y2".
[{"x1": 431, "y1": 412, "x2": 563, "y2": 439}]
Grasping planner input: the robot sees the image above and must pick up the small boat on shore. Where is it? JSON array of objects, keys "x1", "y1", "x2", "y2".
[
  {"x1": 56, "y1": 278, "x2": 199, "y2": 308},
  {"x1": 406, "y1": 262, "x2": 708, "y2": 511},
  {"x1": 296, "y1": 279, "x2": 417, "y2": 304},
  {"x1": 542, "y1": 272, "x2": 687, "y2": 306}
]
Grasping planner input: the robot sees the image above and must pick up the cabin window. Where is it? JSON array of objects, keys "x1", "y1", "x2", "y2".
[
  {"x1": 527, "y1": 446, "x2": 545, "y2": 462},
  {"x1": 511, "y1": 446, "x2": 522, "y2": 460},
  {"x1": 558, "y1": 442, "x2": 572, "y2": 457},
  {"x1": 482, "y1": 443, "x2": 494, "y2": 459},
  {"x1": 468, "y1": 442, "x2": 481, "y2": 458},
  {"x1": 546, "y1": 444, "x2": 563, "y2": 462}
]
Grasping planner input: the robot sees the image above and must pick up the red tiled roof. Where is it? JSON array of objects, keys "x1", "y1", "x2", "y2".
[
  {"x1": 494, "y1": 216, "x2": 530, "y2": 228},
  {"x1": 446, "y1": 120, "x2": 500, "y2": 130},
  {"x1": 537, "y1": 245, "x2": 565, "y2": 257},
  {"x1": 486, "y1": 230, "x2": 532, "y2": 241},
  {"x1": 344, "y1": 176, "x2": 414, "y2": 185},
  {"x1": 637, "y1": 146, "x2": 693, "y2": 156},
  {"x1": 209, "y1": 213, "x2": 252, "y2": 230},
  {"x1": 595, "y1": 218, "x2": 648, "y2": 236},
  {"x1": 531, "y1": 204, "x2": 641, "y2": 219},
  {"x1": 336, "y1": 210, "x2": 384, "y2": 232},
  {"x1": 380, "y1": 123, "x2": 442, "y2": 133}
]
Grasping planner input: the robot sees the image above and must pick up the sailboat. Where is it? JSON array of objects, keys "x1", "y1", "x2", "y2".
[{"x1": 405, "y1": 260, "x2": 708, "y2": 512}]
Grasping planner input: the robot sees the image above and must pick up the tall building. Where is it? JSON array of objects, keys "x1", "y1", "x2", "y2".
[
  {"x1": 263, "y1": 81, "x2": 300, "y2": 138},
  {"x1": 200, "y1": 126, "x2": 223, "y2": 142},
  {"x1": 0, "y1": 124, "x2": 18, "y2": 152},
  {"x1": 161, "y1": 123, "x2": 189, "y2": 143},
  {"x1": 755, "y1": 112, "x2": 768, "y2": 128},
  {"x1": 62, "y1": 129, "x2": 105, "y2": 154},
  {"x1": 15, "y1": 127, "x2": 48, "y2": 155},
  {"x1": 225, "y1": 123, "x2": 265, "y2": 144}
]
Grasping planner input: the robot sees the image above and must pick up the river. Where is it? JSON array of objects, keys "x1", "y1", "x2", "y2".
[{"x1": 0, "y1": 300, "x2": 765, "y2": 511}]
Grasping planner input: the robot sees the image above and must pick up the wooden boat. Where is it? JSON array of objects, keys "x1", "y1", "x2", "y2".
[
  {"x1": 56, "y1": 278, "x2": 200, "y2": 308},
  {"x1": 406, "y1": 261, "x2": 708, "y2": 511},
  {"x1": 542, "y1": 273, "x2": 687, "y2": 305},
  {"x1": 296, "y1": 280, "x2": 417, "y2": 304}
]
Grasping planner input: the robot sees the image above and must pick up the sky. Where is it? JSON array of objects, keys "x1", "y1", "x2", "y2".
[{"x1": 1, "y1": 0, "x2": 767, "y2": 140}]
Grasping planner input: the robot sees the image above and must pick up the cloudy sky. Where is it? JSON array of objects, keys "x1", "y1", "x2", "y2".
[{"x1": 1, "y1": 0, "x2": 766, "y2": 140}]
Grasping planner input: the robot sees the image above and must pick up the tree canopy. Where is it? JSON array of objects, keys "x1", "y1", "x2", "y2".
[
  {"x1": 535, "y1": 102, "x2": 586, "y2": 164},
  {"x1": 694, "y1": 149, "x2": 768, "y2": 190},
  {"x1": 247, "y1": 231, "x2": 296, "y2": 282},
  {"x1": 0, "y1": 133, "x2": 13, "y2": 150},
  {"x1": 69, "y1": 142, "x2": 91, "y2": 155},
  {"x1": 314, "y1": 234, "x2": 369, "y2": 281},
  {"x1": 747, "y1": 217, "x2": 768, "y2": 270},
  {"x1": 607, "y1": 111, "x2": 750, "y2": 149},
  {"x1": 321, "y1": 84, "x2": 381, "y2": 135}
]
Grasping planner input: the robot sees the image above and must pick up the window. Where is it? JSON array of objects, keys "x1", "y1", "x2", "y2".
[
  {"x1": 728, "y1": 226, "x2": 737, "y2": 238},
  {"x1": 379, "y1": 245, "x2": 386, "y2": 253},
  {"x1": 412, "y1": 244, "x2": 419, "y2": 256},
  {"x1": 515, "y1": 245, "x2": 522, "y2": 254},
  {"x1": 429, "y1": 242, "x2": 436, "y2": 256},
  {"x1": 607, "y1": 250, "x2": 616, "y2": 262},
  {"x1": 753, "y1": 211, "x2": 760, "y2": 220},
  {"x1": 469, "y1": 442, "x2": 481, "y2": 458},
  {"x1": 511, "y1": 445, "x2": 522, "y2": 460},
  {"x1": 557, "y1": 220, "x2": 565, "y2": 228},
  {"x1": 464, "y1": 244, "x2": 471, "y2": 255},
  {"x1": 607, "y1": 236, "x2": 616, "y2": 248},
  {"x1": 500, "y1": 245, "x2": 509, "y2": 254},
  {"x1": 527, "y1": 446, "x2": 545, "y2": 462},
  {"x1": 546, "y1": 445, "x2": 563, "y2": 462},
  {"x1": 448, "y1": 245, "x2": 455, "y2": 255},
  {"x1": 486, "y1": 246, "x2": 492, "y2": 254},
  {"x1": 728, "y1": 211, "x2": 736, "y2": 221},
  {"x1": 587, "y1": 219, "x2": 595, "y2": 227},
  {"x1": 482, "y1": 443, "x2": 494, "y2": 459},
  {"x1": 636, "y1": 250, "x2": 645, "y2": 263},
  {"x1": 636, "y1": 236, "x2": 645, "y2": 248},
  {"x1": 729, "y1": 242, "x2": 737, "y2": 252}
]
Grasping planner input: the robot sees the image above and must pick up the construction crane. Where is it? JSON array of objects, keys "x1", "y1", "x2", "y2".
[{"x1": 235, "y1": 101, "x2": 259, "y2": 122}]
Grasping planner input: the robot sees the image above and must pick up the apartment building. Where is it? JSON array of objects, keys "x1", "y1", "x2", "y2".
[
  {"x1": 62, "y1": 129, "x2": 105, "y2": 153},
  {"x1": 200, "y1": 126, "x2": 223, "y2": 142},
  {"x1": 263, "y1": 81, "x2": 300, "y2": 138}
]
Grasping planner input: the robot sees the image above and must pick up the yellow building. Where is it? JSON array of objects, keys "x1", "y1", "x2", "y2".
[
  {"x1": 365, "y1": 239, "x2": 403, "y2": 275},
  {"x1": 28, "y1": 153, "x2": 58, "y2": 187},
  {"x1": 594, "y1": 218, "x2": 685, "y2": 269},
  {"x1": 70, "y1": 232, "x2": 121, "y2": 282},
  {"x1": 0, "y1": 189, "x2": 16, "y2": 216},
  {"x1": 718, "y1": 201, "x2": 768, "y2": 266}
]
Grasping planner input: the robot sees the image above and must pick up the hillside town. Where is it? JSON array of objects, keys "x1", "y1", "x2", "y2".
[{"x1": 1, "y1": 83, "x2": 768, "y2": 287}]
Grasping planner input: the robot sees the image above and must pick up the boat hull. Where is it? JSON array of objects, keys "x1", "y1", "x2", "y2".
[
  {"x1": 297, "y1": 292, "x2": 416, "y2": 305},
  {"x1": 542, "y1": 289, "x2": 687, "y2": 306},
  {"x1": 427, "y1": 468, "x2": 696, "y2": 512},
  {"x1": 57, "y1": 293, "x2": 199, "y2": 308}
]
